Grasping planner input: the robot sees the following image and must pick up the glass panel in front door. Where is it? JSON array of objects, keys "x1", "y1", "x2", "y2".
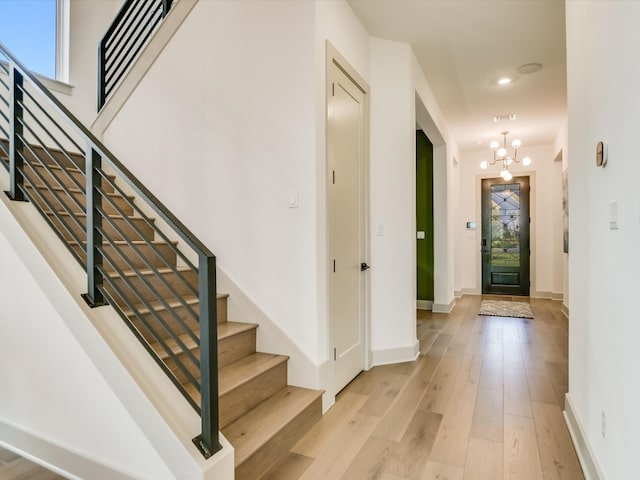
[{"x1": 491, "y1": 183, "x2": 520, "y2": 282}]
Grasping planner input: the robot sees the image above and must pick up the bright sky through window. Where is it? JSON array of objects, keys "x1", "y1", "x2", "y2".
[{"x1": 0, "y1": 0, "x2": 56, "y2": 78}]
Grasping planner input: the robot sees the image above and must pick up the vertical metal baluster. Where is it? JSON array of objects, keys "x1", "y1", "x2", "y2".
[
  {"x1": 161, "y1": 0, "x2": 173, "y2": 17},
  {"x1": 84, "y1": 146, "x2": 106, "y2": 307},
  {"x1": 8, "y1": 64, "x2": 26, "y2": 201},
  {"x1": 98, "y1": 40, "x2": 107, "y2": 111},
  {"x1": 192, "y1": 254, "x2": 220, "y2": 458}
]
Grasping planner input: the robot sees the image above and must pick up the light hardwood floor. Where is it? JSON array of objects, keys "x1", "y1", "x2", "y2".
[
  {"x1": 264, "y1": 295, "x2": 584, "y2": 480},
  {"x1": 1, "y1": 296, "x2": 581, "y2": 480},
  {"x1": 0, "y1": 445, "x2": 64, "y2": 480}
]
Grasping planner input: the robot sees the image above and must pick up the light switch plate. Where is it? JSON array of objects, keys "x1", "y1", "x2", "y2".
[
  {"x1": 609, "y1": 200, "x2": 618, "y2": 230},
  {"x1": 288, "y1": 191, "x2": 298, "y2": 208}
]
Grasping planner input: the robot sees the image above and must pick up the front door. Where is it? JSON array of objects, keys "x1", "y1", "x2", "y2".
[
  {"x1": 481, "y1": 176, "x2": 530, "y2": 295},
  {"x1": 327, "y1": 55, "x2": 367, "y2": 393}
]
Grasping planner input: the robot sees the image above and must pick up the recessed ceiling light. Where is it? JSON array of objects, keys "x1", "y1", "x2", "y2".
[
  {"x1": 493, "y1": 113, "x2": 517, "y2": 123},
  {"x1": 517, "y1": 62, "x2": 543, "y2": 74},
  {"x1": 498, "y1": 77, "x2": 512, "y2": 85}
]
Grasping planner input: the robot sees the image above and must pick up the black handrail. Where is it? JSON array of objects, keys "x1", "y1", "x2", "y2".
[
  {"x1": 98, "y1": 0, "x2": 173, "y2": 109},
  {"x1": 0, "y1": 42, "x2": 220, "y2": 459}
]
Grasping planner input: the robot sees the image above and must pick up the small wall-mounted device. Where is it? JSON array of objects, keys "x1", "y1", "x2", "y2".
[
  {"x1": 466, "y1": 222, "x2": 477, "y2": 230},
  {"x1": 596, "y1": 141, "x2": 608, "y2": 167}
]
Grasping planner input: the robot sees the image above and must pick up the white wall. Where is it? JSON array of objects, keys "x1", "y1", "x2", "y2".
[
  {"x1": 103, "y1": 0, "x2": 321, "y2": 366},
  {"x1": 566, "y1": 2, "x2": 640, "y2": 479},
  {"x1": 60, "y1": 0, "x2": 120, "y2": 124},
  {"x1": 412, "y1": 53, "x2": 458, "y2": 311},
  {"x1": 457, "y1": 144, "x2": 564, "y2": 298},
  {"x1": 368, "y1": 37, "x2": 418, "y2": 364}
]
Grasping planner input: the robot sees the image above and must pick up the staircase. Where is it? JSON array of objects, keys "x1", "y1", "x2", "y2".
[{"x1": 0, "y1": 45, "x2": 322, "y2": 479}]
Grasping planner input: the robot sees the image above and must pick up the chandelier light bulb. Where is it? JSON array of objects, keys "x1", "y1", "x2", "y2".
[{"x1": 480, "y1": 131, "x2": 532, "y2": 173}]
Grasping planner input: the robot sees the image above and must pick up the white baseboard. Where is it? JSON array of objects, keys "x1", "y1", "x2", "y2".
[
  {"x1": 464, "y1": 287, "x2": 480, "y2": 295},
  {"x1": 0, "y1": 420, "x2": 134, "y2": 480},
  {"x1": 416, "y1": 300, "x2": 433, "y2": 310},
  {"x1": 371, "y1": 341, "x2": 419, "y2": 367},
  {"x1": 532, "y1": 290, "x2": 564, "y2": 300},
  {"x1": 432, "y1": 298, "x2": 456, "y2": 313},
  {"x1": 564, "y1": 394, "x2": 604, "y2": 480}
]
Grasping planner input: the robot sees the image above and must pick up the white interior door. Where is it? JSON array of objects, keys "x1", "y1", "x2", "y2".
[{"x1": 327, "y1": 57, "x2": 367, "y2": 393}]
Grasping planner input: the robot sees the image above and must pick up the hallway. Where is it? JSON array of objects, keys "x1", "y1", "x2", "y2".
[{"x1": 265, "y1": 295, "x2": 583, "y2": 479}]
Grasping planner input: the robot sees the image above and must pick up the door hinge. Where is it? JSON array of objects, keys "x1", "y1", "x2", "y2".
[
  {"x1": 332, "y1": 170, "x2": 335, "y2": 184},
  {"x1": 332, "y1": 82, "x2": 335, "y2": 96},
  {"x1": 333, "y1": 348, "x2": 337, "y2": 361},
  {"x1": 333, "y1": 259, "x2": 336, "y2": 273}
]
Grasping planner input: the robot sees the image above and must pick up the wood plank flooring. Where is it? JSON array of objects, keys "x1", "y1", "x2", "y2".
[
  {"x1": 265, "y1": 295, "x2": 584, "y2": 480},
  {"x1": 0, "y1": 446, "x2": 64, "y2": 480}
]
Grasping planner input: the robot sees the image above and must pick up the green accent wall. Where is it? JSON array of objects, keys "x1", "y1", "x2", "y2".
[{"x1": 416, "y1": 130, "x2": 434, "y2": 301}]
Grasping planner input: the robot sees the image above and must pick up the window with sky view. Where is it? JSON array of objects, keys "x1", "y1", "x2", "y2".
[{"x1": 0, "y1": 0, "x2": 57, "y2": 78}]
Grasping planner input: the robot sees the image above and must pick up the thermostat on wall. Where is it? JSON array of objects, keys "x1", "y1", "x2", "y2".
[{"x1": 596, "y1": 141, "x2": 608, "y2": 167}]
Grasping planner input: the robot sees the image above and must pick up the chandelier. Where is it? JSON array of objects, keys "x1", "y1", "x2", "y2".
[{"x1": 480, "y1": 131, "x2": 532, "y2": 181}]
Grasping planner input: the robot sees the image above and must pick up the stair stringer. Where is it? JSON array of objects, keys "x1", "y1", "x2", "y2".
[
  {"x1": 0, "y1": 176, "x2": 233, "y2": 479},
  {"x1": 217, "y1": 267, "x2": 335, "y2": 413}
]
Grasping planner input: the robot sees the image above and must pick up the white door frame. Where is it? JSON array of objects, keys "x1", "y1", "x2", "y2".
[{"x1": 325, "y1": 41, "x2": 371, "y2": 397}]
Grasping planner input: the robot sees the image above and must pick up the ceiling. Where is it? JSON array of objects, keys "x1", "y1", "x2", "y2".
[{"x1": 347, "y1": 0, "x2": 567, "y2": 153}]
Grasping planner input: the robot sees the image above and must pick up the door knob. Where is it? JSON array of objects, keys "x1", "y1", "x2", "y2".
[{"x1": 360, "y1": 262, "x2": 370, "y2": 271}]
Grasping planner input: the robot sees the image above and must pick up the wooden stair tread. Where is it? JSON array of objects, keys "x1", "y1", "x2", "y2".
[
  {"x1": 69, "y1": 239, "x2": 175, "y2": 246},
  {"x1": 108, "y1": 265, "x2": 194, "y2": 279},
  {"x1": 218, "y1": 320, "x2": 258, "y2": 340},
  {"x1": 29, "y1": 162, "x2": 86, "y2": 174},
  {"x1": 29, "y1": 183, "x2": 127, "y2": 195},
  {"x1": 150, "y1": 321, "x2": 258, "y2": 358},
  {"x1": 45, "y1": 210, "x2": 145, "y2": 220},
  {"x1": 222, "y1": 386, "x2": 323, "y2": 466},
  {"x1": 219, "y1": 352, "x2": 289, "y2": 396},
  {"x1": 120, "y1": 293, "x2": 227, "y2": 315}
]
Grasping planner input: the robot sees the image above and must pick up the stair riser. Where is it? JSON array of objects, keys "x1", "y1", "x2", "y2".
[
  {"x1": 235, "y1": 396, "x2": 323, "y2": 480},
  {"x1": 71, "y1": 242, "x2": 177, "y2": 271},
  {"x1": 25, "y1": 163, "x2": 115, "y2": 193},
  {"x1": 27, "y1": 185, "x2": 134, "y2": 216},
  {"x1": 16, "y1": 145, "x2": 85, "y2": 169},
  {"x1": 219, "y1": 327, "x2": 257, "y2": 368},
  {"x1": 125, "y1": 297, "x2": 227, "y2": 337},
  {"x1": 220, "y1": 361, "x2": 288, "y2": 429},
  {"x1": 48, "y1": 214, "x2": 155, "y2": 243},
  {"x1": 107, "y1": 270, "x2": 199, "y2": 307},
  {"x1": 164, "y1": 327, "x2": 257, "y2": 387},
  {"x1": 128, "y1": 309, "x2": 200, "y2": 351}
]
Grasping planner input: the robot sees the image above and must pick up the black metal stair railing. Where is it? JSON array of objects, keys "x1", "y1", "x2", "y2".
[
  {"x1": 0, "y1": 43, "x2": 221, "y2": 459},
  {"x1": 98, "y1": 0, "x2": 173, "y2": 110}
]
